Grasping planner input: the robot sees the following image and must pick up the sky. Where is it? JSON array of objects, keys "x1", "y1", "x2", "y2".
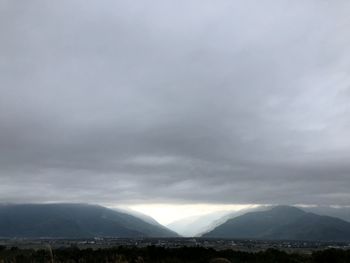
[{"x1": 1, "y1": 0, "x2": 350, "y2": 223}]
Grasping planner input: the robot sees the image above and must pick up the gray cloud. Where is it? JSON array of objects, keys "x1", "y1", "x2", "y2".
[{"x1": 1, "y1": 0, "x2": 350, "y2": 205}]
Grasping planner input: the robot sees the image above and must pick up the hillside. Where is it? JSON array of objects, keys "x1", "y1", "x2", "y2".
[
  {"x1": 202, "y1": 206, "x2": 350, "y2": 241},
  {"x1": 0, "y1": 203, "x2": 178, "y2": 238},
  {"x1": 167, "y1": 210, "x2": 231, "y2": 237}
]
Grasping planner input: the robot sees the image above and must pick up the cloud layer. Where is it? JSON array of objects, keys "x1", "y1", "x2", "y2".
[{"x1": 1, "y1": 0, "x2": 350, "y2": 205}]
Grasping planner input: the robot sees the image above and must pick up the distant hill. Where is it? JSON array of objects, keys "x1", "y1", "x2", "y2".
[
  {"x1": 167, "y1": 211, "x2": 231, "y2": 237},
  {"x1": 0, "y1": 204, "x2": 178, "y2": 238},
  {"x1": 199, "y1": 206, "x2": 271, "y2": 236},
  {"x1": 167, "y1": 206, "x2": 265, "y2": 237},
  {"x1": 113, "y1": 207, "x2": 163, "y2": 226},
  {"x1": 202, "y1": 206, "x2": 350, "y2": 241},
  {"x1": 303, "y1": 206, "x2": 350, "y2": 223}
]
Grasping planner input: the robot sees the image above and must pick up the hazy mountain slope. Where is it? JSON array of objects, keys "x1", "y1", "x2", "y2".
[
  {"x1": 114, "y1": 207, "x2": 178, "y2": 235},
  {"x1": 113, "y1": 207, "x2": 161, "y2": 226},
  {"x1": 167, "y1": 206, "x2": 267, "y2": 237},
  {"x1": 303, "y1": 206, "x2": 350, "y2": 223},
  {"x1": 267, "y1": 212, "x2": 350, "y2": 241},
  {"x1": 202, "y1": 206, "x2": 350, "y2": 241},
  {"x1": 200, "y1": 206, "x2": 271, "y2": 236},
  {"x1": 0, "y1": 204, "x2": 178, "y2": 238},
  {"x1": 167, "y1": 211, "x2": 231, "y2": 237}
]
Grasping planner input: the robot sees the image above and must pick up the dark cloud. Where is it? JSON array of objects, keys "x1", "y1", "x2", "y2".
[{"x1": 1, "y1": 0, "x2": 350, "y2": 205}]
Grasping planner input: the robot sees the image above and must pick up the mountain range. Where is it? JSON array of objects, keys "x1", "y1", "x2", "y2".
[
  {"x1": 0, "y1": 203, "x2": 178, "y2": 238},
  {"x1": 1, "y1": 203, "x2": 350, "y2": 241},
  {"x1": 202, "y1": 206, "x2": 350, "y2": 241}
]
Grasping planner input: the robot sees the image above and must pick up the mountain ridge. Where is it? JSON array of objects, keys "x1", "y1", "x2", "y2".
[
  {"x1": 0, "y1": 203, "x2": 178, "y2": 238},
  {"x1": 202, "y1": 206, "x2": 350, "y2": 241}
]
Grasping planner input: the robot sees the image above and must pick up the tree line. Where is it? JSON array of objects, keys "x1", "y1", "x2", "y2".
[{"x1": 0, "y1": 245, "x2": 349, "y2": 263}]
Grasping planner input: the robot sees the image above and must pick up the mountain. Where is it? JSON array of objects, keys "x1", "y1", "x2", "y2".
[
  {"x1": 303, "y1": 206, "x2": 350, "y2": 223},
  {"x1": 0, "y1": 203, "x2": 178, "y2": 238},
  {"x1": 202, "y1": 206, "x2": 350, "y2": 241},
  {"x1": 167, "y1": 206, "x2": 266, "y2": 237},
  {"x1": 167, "y1": 211, "x2": 231, "y2": 237},
  {"x1": 113, "y1": 207, "x2": 163, "y2": 226},
  {"x1": 113, "y1": 207, "x2": 177, "y2": 234},
  {"x1": 200, "y1": 206, "x2": 271, "y2": 236}
]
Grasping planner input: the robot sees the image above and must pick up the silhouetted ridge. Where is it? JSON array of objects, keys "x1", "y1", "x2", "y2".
[
  {"x1": 202, "y1": 206, "x2": 350, "y2": 241},
  {"x1": 0, "y1": 203, "x2": 178, "y2": 238}
]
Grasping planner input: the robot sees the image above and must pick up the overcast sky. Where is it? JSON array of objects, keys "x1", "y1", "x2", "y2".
[{"x1": 1, "y1": 0, "x2": 350, "y2": 212}]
